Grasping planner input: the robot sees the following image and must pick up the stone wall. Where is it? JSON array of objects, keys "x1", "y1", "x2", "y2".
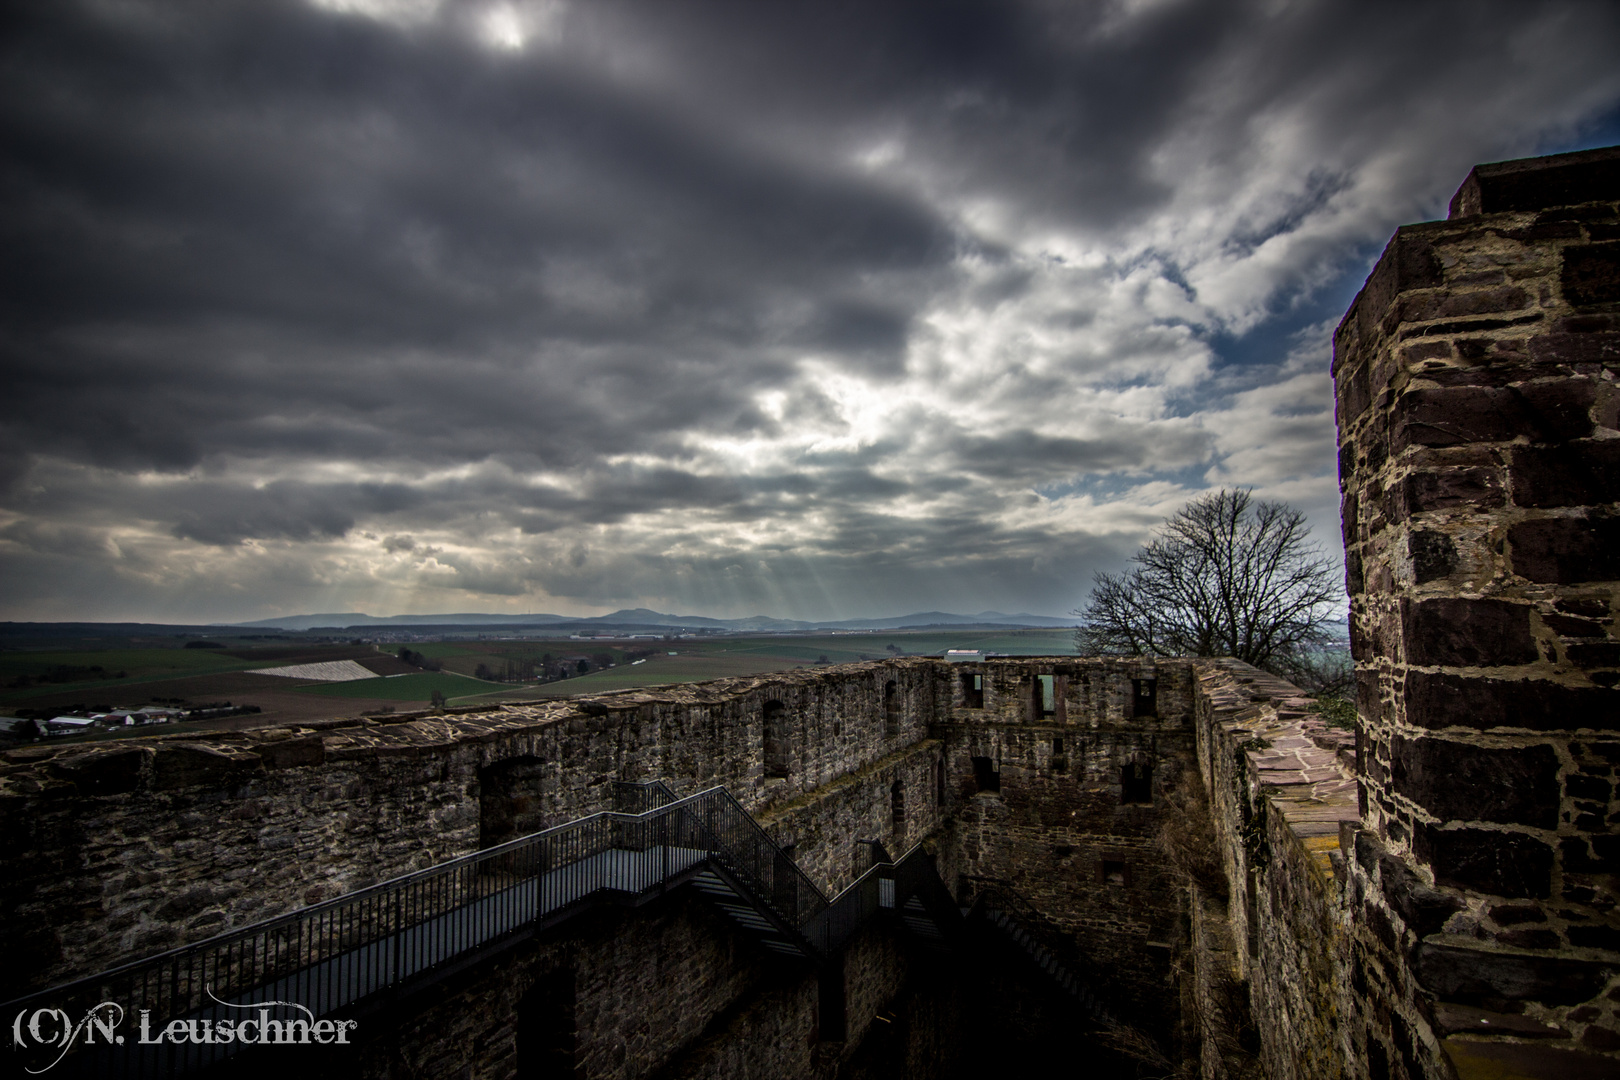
[
  {"x1": 1333, "y1": 146, "x2": 1620, "y2": 1075},
  {"x1": 0, "y1": 658, "x2": 944, "y2": 998},
  {"x1": 936, "y1": 658, "x2": 1199, "y2": 1034},
  {"x1": 1192, "y1": 660, "x2": 1358, "y2": 1080}
]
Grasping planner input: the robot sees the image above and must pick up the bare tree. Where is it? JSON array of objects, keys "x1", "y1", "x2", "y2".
[{"x1": 1075, "y1": 490, "x2": 1342, "y2": 681}]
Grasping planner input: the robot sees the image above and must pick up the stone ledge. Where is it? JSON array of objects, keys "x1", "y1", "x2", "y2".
[{"x1": 1195, "y1": 659, "x2": 1360, "y2": 881}]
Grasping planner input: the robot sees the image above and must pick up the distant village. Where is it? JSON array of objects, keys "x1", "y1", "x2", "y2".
[{"x1": 0, "y1": 702, "x2": 260, "y2": 741}]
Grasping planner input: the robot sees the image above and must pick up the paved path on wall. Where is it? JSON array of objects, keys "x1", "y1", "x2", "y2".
[{"x1": 1198, "y1": 662, "x2": 1360, "y2": 879}]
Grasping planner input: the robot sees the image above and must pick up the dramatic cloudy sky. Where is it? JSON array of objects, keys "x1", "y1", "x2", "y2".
[{"x1": 3, "y1": 0, "x2": 1618, "y2": 623}]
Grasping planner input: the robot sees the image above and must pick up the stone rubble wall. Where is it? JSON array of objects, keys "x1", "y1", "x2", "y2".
[
  {"x1": 937, "y1": 657, "x2": 1199, "y2": 1035},
  {"x1": 0, "y1": 658, "x2": 944, "y2": 998},
  {"x1": 1333, "y1": 146, "x2": 1620, "y2": 1075},
  {"x1": 1192, "y1": 659, "x2": 1359, "y2": 1080}
]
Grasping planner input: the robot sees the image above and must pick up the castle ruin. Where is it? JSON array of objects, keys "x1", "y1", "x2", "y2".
[{"x1": 1, "y1": 145, "x2": 1616, "y2": 1079}]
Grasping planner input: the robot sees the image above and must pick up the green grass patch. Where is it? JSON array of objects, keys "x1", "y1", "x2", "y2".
[
  {"x1": 1310, "y1": 696, "x2": 1358, "y2": 730},
  {"x1": 0, "y1": 648, "x2": 292, "y2": 704},
  {"x1": 294, "y1": 672, "x2": 502, "y2": 701}
]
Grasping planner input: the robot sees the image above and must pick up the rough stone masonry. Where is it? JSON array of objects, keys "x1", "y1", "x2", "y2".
[{"x1": 1334, "y1": 145, "x2": 1620, "y2": 1078}]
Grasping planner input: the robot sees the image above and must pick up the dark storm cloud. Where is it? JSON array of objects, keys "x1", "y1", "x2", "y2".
[
  {"x1": 1, "y1": 0, "x2": 1617, "y2": 621},
  {"x1": 1, "y1": 0, "x2": 954, "y2": 471}
]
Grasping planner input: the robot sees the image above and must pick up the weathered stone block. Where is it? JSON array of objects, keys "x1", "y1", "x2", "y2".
[
  {"x1": 1413, "y1": 824, "x2": 1554, "y2": 898},
  {"x1": 151, "y1": 743, "x2": 267, "y2": 791},
  {"x1": 1448, "y1": 146, "x2": 1620, "y2": 218},
  {"x1": 1338, "y1": 362, "x2": 1372, "y2": 424},
  {"x1": 1407, "y1": 529, "x2": 1458, "y2": 584},
  {"x1": 1516, "y1": 379, "x2": 1600, "y2": 442},
  {"x1": 1402, "y1": 598, "x2": 1538, "y2": 668},
  {"x1": 1391, "y1": 736, "x2": 1559, "y2": 828},
  {"x1": 1562, "y1": 241, "x2": 1620, "y2": 307},
  {"x1": 1392, "y1": 387, "x2": 1528, "y2": 449},
  {"x1": 1560, "y1": 836, "x2": 1618, "y2": 876},
  {"x1": 1508, "y1": 514, "x2": 1620, "y2": 583},
  {"x1": 49, "y1": 746, "x2": 149, "y2": 795},
  {"x1": 1404, "y1": 672, "x2": 1617, "y2": 732},
  {"x1": 256, "y1": 736, "x2": 325, "y2": 770},
  {"x1": 1511, "y1": 440, "x2": 1620, "y2": 508},
  {"x1": 1565, "y1": 773, "x2": 1613, "y2": 802},
  {"x1": 1401, "y1": 467, "x2": 1505, "y2": 514},
  {"x1": 1404, "y1": 285, "x2": 1532, "y2": 323},
  {"x1": 1417, "y1": 940, "x2": 1616, "y2": 1004},
  {"x1": 1527, "y1": 330, "x2": 1620, "y2": 365},
  {"x1": 1377, "y1": 852, "x2": 1463, "y2": 938}
]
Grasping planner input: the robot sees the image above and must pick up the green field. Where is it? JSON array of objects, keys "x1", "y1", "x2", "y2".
[
  {"x1": 293, "y1": 671, "x2": 503, "y2": 701},
  {"x1": 0, "y1": 648, "x2": 280, "y2": 704},
  {"x1": 470, "y1": 629, "x2": 1081, "y2": 698},
  {"x1": 0, "y1": 628, "x2": 1079, "y2": 717},
  {"x1": 0, "y1": 643, "x2": 397, "y2": 706}
]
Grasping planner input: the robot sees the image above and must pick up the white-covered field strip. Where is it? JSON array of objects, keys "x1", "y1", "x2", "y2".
[{"x1": 258, "y1": 659, "x2": 378, "y2": 682}]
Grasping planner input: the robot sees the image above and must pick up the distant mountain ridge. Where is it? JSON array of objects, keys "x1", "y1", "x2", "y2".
[{"x1": 229, "y1": 608, "x2": 1078, "y2": 632}]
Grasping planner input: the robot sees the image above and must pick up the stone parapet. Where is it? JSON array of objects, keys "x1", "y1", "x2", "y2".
[{"x1": 1192, "y1": 659, "x2": 1358, "y2": 1080}]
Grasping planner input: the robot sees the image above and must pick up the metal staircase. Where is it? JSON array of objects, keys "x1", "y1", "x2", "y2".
[
  {"x1": 3, "y1": 781, "x2": 958, "y2": 1078},
  {"x1": 970, "y1": 884, "x2": 1118, "y2": 1030}
]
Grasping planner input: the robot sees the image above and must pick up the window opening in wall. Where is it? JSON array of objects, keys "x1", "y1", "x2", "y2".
[
  {"x1": 763, "y1": 700, "x2": 790, "y2": 779},
  {"x1": 1132, "y1": 678, "x2": 1158, "y2": 717},
  {"x1": 1102, "y1": 860, "x2": 1128, "y2": 887},
  {"x1": 971, "y1": 756, "x2": 1000, "y2": 793},
  {"x1": 961, "y1": 672, "x2": 984, "y2": 709},
  {"x1": 1036, "y1": 674, "x2": 1055, "y2": 718},
  {"x1": 479, "y1": 756, "x2": 546, "y2": 850},
  {"x1": 1121, "y1": 760, "x2": 1153, "y2": 804},
  {"x1": 884, "y1": 682, "x2": 900, "y2": 738},
  {"x1": 890, "y1": 779, "x2": 906, "y2": 832},
  {"x1": 516, "y1": 968, "x2": 575, "y2": 1079},
  {"x1": 1051, "y1": 736, "x2": 1067, "y2": 774}
]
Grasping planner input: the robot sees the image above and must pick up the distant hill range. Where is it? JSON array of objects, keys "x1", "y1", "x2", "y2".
[{"x1": 230, "y1": 608, "x2": 1079, "y2": 632}]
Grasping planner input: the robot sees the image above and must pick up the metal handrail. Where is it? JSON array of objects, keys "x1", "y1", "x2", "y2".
[
  {"x1": 3, "y1": 784, "x2": 828, "y2": 1077},
  {"x1": 803, "y1": 840, "x2": 962, "y2": 955},
  {"x1": 4, "y1": 781, "x2": 979, "y2": 1078}
]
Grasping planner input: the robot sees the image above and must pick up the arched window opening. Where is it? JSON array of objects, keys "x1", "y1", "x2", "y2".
[
  {"x1": 1132, "y1": 678, "x2": 1158, "y2": 717},
  {"x1": 480, "y1": 756, "x2": 546, "y2": 850},
  {"x1": 884, "y1": 682, "x2": 900, "y2": 738},
  {"x1": 890, "y1": 779, "x2": 906, "y2": 833},
  {"x1": 1121, "y1": 759, "x2": 1153, "y2": 804},
  {"x1": 1033, "y1": 674, "x2": 1055, "y2": 719},
  {"x1": 763, "y1": 700, "x2": 790, "y2": 779}
]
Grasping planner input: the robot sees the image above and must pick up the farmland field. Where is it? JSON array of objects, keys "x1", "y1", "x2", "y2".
[
  {"x1": 0, "y1": 644, "x2": 387, "y2": 707},
  {"x1": 472, "y1": 629, "x2": 1080, "y2": 699},
  {"x1": 0, "y1": 628, "x2": 1079, "y2": 736},
  {"x1": 294, "y1": 671, "x2": 504, "y2": 701}
]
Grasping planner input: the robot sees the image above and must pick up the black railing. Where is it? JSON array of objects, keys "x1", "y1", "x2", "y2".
[
  {"x1": 803, "y1": 841, "x2": 962, "y2": 955},
  {"x1": 3, "y1": 784, "x2": 824, "y2": 1078}
]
